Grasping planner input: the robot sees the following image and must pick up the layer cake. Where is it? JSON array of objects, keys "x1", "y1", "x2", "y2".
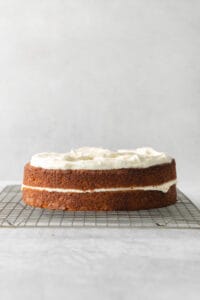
[{"x1": 22, "y1": 147, "x2": 177, "y2": 211}]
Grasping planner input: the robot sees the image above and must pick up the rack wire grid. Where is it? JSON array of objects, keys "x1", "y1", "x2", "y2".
[{"x1": 0, "y1": 185, "x2": 199, "y2": 228}]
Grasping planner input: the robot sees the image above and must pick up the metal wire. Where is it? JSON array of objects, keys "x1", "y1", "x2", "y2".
[{"x1": 0, "y1": 185, "x2": 199, "y2": 228}]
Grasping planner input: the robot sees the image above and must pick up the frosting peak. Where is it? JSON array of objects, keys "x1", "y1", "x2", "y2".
[{"x1": 30, "y1": 147, "x2": 172, "y2": 170}]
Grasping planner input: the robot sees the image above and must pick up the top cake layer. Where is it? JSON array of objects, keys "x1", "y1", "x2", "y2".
[{"x1": 30, "y1": 147, "x2": 172, "y2": 170}]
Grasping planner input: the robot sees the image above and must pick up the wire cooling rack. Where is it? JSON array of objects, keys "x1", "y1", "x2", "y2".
[{"x1": 0, "y1": 185, "x2": 199, "y2": 228}]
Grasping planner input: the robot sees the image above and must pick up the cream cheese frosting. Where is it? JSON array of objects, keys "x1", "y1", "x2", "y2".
[
  {"x1": 22, "y1": 179, "x2": 176, "y2": 194},
  {"x1": 30, "y1": 147, "x2": 172, "y2": 170}
]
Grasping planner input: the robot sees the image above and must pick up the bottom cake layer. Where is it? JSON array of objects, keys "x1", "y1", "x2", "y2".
[{"x1": 22, "y1": 185, "x2": 177, "y2": 211}]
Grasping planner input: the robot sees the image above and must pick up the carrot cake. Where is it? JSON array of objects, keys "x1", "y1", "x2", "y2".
[{"x1": 22, "y1": 147, "x2": 177, "y2": 211}]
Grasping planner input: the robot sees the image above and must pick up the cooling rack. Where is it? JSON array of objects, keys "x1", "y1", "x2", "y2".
[{"x1": 0, "y1": 185, "x2": 199, "y2": 228}]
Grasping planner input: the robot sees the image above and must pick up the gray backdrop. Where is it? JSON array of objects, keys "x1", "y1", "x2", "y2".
[{"x1": 0, "y1": 0, "x2": 199, "y2": 187}]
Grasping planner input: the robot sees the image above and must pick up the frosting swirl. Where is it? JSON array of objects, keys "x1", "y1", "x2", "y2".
[{"x1": 30, "y1": 147, "x2": 172, "y2": 170}]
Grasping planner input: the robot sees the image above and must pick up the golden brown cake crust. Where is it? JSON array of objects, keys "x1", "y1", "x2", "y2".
[
  {"x1": 23, "y1": 160, "x2": 176, "y2": 190},
  {"x1": 22, "y1": 185, "x2": 177, "y2": 211}
]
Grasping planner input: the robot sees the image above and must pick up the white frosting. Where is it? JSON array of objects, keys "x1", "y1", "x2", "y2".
[
  {"x1": 30, "y1": 147, "x2": 172, "y2": 170},
  {"x1": 22, "y1": 180, "x2": 176, "y2": 194}
]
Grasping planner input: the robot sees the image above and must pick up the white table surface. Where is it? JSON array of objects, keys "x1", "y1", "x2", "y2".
[{"x1": 0, "y1": 181, "x2": 200, "y2": 300}]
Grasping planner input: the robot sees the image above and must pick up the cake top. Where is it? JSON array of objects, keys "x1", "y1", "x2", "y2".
[{"x1": 30, "y1": 147, "x2": 173, "y2": 170}]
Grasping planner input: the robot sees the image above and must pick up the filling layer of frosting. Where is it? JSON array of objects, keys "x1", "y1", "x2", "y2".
[
  {"x1": 22, "y1": 179, "x2": 176, "y2": 194},
  {"x1": 30, "y1": 147, "x2": 172, "y2": 170}
]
